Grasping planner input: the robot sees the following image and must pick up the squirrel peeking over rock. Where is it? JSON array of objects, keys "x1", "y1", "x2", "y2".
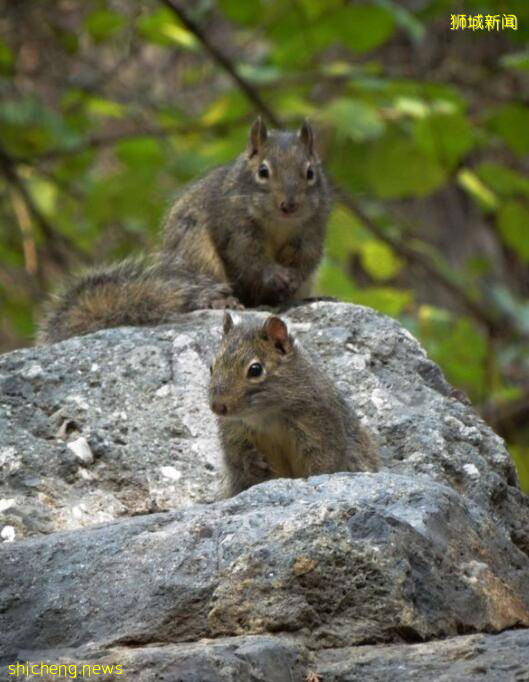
[{"x1": 210, "y1": 312, "x2": 379, "y2": 498}]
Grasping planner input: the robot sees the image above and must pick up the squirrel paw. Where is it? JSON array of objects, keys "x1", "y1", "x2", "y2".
[
  {"x1": 210, "y1": 295, "x2": 244, "y2": 310},
  {"x1": 263, "y1": 265, "x2": 300, "y2": 302},
  {"x1": 196, "y1": 283, "x2": 244, "y2": 310}
]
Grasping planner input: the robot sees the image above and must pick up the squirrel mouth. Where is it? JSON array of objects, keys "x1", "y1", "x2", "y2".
[
  {"x1": 279, "y1": 210, "x2": 298, "y2": 219},
  {"x1": 211, "y1": 401, "x2": 229, "y2": 416},
  {"x1": 278, "y1": 200, "x2": 300, "y2": 218},
  {"x1": 210, "y1": 403, "x2": 242, "y2": 419}
]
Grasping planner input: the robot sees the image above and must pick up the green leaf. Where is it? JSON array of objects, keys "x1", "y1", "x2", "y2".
[
  {"x1": 475, "y1": 162, "x2": 529, "y2": 199},
  {"x1": 218, "y1": 0, "x2": 260, "y2": 25},
  {"x1": 384, "y1": 81, "x2": 465, "y2": 110},
  {"x1": 327, "y1": 5, "x2": 396, "y2": 54},
  {"x1": 85, "y1": 9, "x2": 125, "y2": 42},
  {"x1": 360, "y1": 240, "x2": 403, "y2": 280},
  {"x1": 500, "y1": 51, "x2": 529, "y2": 71},
  {"x1": 352, "y1": 286, "x2": 411, "y2": 316},
  {"x1": 317, "y1": 261, "x2": 358, "y2": 301},
  {"x1": 413, "y1": 112, "x2": 474, "y2": 169},
  {"x1": 317, "y1": 261, "x2": 411, "y2": 315},
  {"x1": 85, "y1": 165, "x2": 164, "y2": 240},
  {"x1": 0, "y1": 39, "x2": 14, "y2": 74},
  {"x1": 320, "y1": 98, "x2": 385, "y2": 142},
  {"x1": 457, "y1": 169, "x2": 498, "y2": 211},
  {"x1": 509, "y1": 445, "x2": 529, "y2": 493},
  {"x1": 116, "y1": 137, "x2": 165, "y2": 171},
  {"x1": 497, "y1": 201, "x2": 529, "y2": 262},
  {"x1": 137, "y1": 9, "x2": 196, "y2": 49},
  {"x1": 237, "y1": 63, "x2": 282, "y2": 85},
  {"x1": 273, "y1": 93, "x2": 315, "y2": 118},
  {"x1": 391, "y1": 96, "x2": 430, "y2": 119},
  {"x1": 373, "y1": 0, "x2": 425, "y2": 42},
  {"x1": 86, "y1": 97, "x2": 126, "y2": 119},
  {"x1": 200, "y1": 91, "x2": 250, "y2": 125},
  {"x1": 328, "y1": 139, "x2": 370, "y2": 194},
  {"x1": 269, "y1": 4, "x2": 395, "y2": 67},
  {"x1": 0, "y1": 292, "x2": 34, "y2": 339},
  {"x1": 0, "y1": 96, "x2": 80, "y2": 155},
  {"x1": 417, "y1": 309, "x2": 487, "y2": 400},
  {"x1": 491, "y1": 285, "x2": 529, "y2": 334},
  {"x1": 51, "y1": 27, "x2": 78, "y2": 54},
  {"x1": 200, "y1": 129, "x2": 249, "y2": 166},
  {"x1": 26, "y1": 177, "x2": 58, "y2": 216},
  {"x1": 325, "y1": 206, "x2": 366, "y2": 264},
  {"x1": 366, "y1": 130, "x2": 446, "y2": 198},
  {"x1": 490, "y1": 104, "x2": 529, "y2": 157}
]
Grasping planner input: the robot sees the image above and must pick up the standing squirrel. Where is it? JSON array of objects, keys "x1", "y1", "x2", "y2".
[
  {"x1": 38, "y1": 117, "x2": 331, "y2": 343},
  {"x1": 209, "y1": 312, "x2": 379, "y2": 498}
]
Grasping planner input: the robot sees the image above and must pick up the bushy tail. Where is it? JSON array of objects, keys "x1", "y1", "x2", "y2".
[{"x1": 37, "y1": 256, "x2": 234, "y2": 344}]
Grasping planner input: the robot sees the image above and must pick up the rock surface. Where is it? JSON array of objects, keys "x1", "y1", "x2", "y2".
[
  {"x1": 0, "y1": 302, "x2": 528, "y2": 677},
  {"x1": 1, "y1": 473, "x2": 528, "y2": 659},
  {"x1": 2, "y1": 629, "x2": 528, "y2": 681},
  {"x1": 0, "y1": 303, "x2": 526, "y2": 544},
  {"x1": 315, "y1": 628, "x2": 529, "y2": 681}
]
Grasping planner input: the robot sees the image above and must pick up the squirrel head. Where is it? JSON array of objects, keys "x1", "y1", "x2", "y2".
[
  {"x1": 242, "y1": 117, "x2": 326, "y2": 227},
  {"x1": 209, "y1": 312, "x2": 296, "y2": 419}
]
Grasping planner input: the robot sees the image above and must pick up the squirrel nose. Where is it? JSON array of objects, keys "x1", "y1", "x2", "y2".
[
  {"x1": 280, "y1": 199, "x2": 299, "y2": 215},
  {"x1": 211, "y1": 400, "x2": 228, "y2": 416}
]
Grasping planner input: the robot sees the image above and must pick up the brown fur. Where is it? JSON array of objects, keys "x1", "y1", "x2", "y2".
[
  {"x1": 38, "y1": 118, "x2": 331, "y2": 344},
  {"x1": 209, "y1": 313, "x2": 379, "y2": 498},
  {"x1": 163, "y1": 118, "x2": 331, "y2": 307},
  {"x1": 37, "y1": 256, "x2": 235, "y2": 344}
]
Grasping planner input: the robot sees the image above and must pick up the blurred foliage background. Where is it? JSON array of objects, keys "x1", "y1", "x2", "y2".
[{"x1": 1, "y1": 0, "x2": 529, "y2": 489}]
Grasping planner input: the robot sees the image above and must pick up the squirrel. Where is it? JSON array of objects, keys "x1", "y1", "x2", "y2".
[
  {"x1": 38, "y1": 117, "x2": 331, "y2": 344},
  {"x1": 209, "y1": 312, "x2": 379, "y2": 498}
]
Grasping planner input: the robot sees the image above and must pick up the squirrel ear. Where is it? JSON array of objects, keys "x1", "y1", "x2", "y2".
[
  {"x1": 223, "y1": 311, "x2": 234, "y2": 336},
  {"x1": 261, "y1": 316, "x2": 291, "y2": 354},
  {"x1": 247, "y1": 116, "x2": 267, "y2": 157},
  {"x1": 298, "y1": 118, "x2": 314, "y2": 155}
]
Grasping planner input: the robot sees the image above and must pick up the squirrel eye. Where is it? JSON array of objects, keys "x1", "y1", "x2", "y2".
[
  {"x1": 209, "y1": 364, "x2": 213, "y2": 375},
  {"x1": 258, "y1": 164, "x2": 269, "y2": 179},
  {"x1": 306, "y1": 165, "x2": 315, "y2": 181},
  {"x1": 247, "y1": 362, "x2": 263, "y2": 378}
]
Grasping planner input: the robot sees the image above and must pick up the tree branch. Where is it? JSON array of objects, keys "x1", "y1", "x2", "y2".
[
  {"x1": 12, "y1": 126, "x2": 182, "y2": 164},
  {"x1": 159, "y1": 0, "x2": 282, "y2": 127},
  {"x1": 9, "y1": 188, "x2": 38, "y2": 277},
  {"x1": 12, "y1": 118, "x2": 249, "y2": 164},
  {"x1": 0, "y1": 145, "x2": 85, "y2": 267}
]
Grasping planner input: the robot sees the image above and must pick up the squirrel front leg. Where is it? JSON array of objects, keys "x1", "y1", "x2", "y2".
[
  {"x1": 241, "y1": 226, "x2": 325, "y2": 304},
  {"x1": 218, "y1": 426, "x2": 273, "y2": 498},
  {"x1": 276, "y1": 229, "x2": 325, "y2": 296},
  {"x1": 220, "y1": 226, "x2": 305, "y2": 305}
]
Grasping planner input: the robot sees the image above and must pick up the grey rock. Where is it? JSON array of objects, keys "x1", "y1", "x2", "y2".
[
  {"x1": 3, "y1": 630, "x2": 528, "y2": 681},
  {"x1": 314, "y1": 628, "x2": 529, "y2": 681},
  {"x1": 1, "y1": 474, "x2": 528, "y2": 660},
  {"x1": 0, "y1": 302, "x2": 528, "y2": 677},
  {"x1": 2, "y1": 636, "x2": 309, "y2": 682},
  {"x1": 0, "y1": 303, "x2": 526, "y2": 548}
]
